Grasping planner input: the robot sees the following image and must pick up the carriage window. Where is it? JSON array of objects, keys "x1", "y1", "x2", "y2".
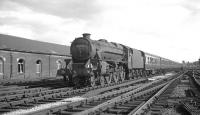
[
  {"x1": 56, "y1": 60, "x2": 62, "y2": 70},
  {"x1": 18, "y1": 59, "x2": 25, "y2": 73},
  {"x1": 36, "y1": 60, "x2": 42, "y2": 73},
  {"x1": 146, "y1": 57, "x2": 148, "y2": 63},
  {"x1": 0, "y1": 58, "x2": 3, "y2": 75},
  {"x1": 153, "y1": 58, "x2": 156, "y2": 63},
  {"x1": 129, "y1": 49, "x2": 133, "y2": 56},
  {"x1": 152, "y1": 58, "x2": 154, "y2": 63},
  {"x1": 150, "y1": 57, "x2": 153, "y2": 63}
]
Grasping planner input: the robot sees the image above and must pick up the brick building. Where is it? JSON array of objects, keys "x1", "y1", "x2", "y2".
[{"x1": 0, "y1": 34, "x2": 70, "y2": 82}]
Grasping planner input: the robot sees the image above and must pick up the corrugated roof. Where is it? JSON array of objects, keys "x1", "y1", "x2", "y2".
[{"x1": 0, "y1": 34, "x2": 70, "y2": 56}]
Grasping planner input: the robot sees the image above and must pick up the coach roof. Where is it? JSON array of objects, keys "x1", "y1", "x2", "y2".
[{"x1": 0, "y1": 34, "x2": 70, "y2": 56}]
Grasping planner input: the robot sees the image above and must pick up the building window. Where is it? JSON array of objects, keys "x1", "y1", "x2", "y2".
[
  {"x1": 0, "y1": 58, "x2": 3, "y2": 75},
  {"x1": 56, "y1": 60, "x2": 62, "y2": 70},
  {"x1": 18, "y1": 59, "x2": 25, "y2": 73},
  {"x1": 36, "y1": 60, "x2": 42, "y2": 74}
]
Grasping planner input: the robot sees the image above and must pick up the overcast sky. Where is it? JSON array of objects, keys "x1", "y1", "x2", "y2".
[{"x1": 0, "y1": 0, "x2": 200, "y2": 63}]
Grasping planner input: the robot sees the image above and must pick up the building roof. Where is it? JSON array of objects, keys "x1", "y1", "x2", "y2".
[{"x1": 0, "y1": 34, "x2": 70, "y2": 56}]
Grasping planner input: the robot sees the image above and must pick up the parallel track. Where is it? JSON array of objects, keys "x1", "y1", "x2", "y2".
[
  {"x1": 0, "y1": 77, "x2": 148, "y2": 114},
  {"x1": 21, "y1": 73, "x2": 181, "y2": 115},
  {"x1": 140, "y1": 70, "x2": 200, "y2": 115}
]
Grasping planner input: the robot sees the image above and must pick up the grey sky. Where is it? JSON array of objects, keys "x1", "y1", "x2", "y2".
[{"x1": 0, "y1": 0, "x2": 199, "y2": 63}]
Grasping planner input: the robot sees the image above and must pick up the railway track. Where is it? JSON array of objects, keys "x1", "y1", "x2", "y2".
[
  {"x1": 0, "y1": 76, "x2": 150, "y2": 114},
  {"x1": 0, "y1": 79, "x2": 70, "y2": 97},
  {"x1": 142, "y1": 70, "x2": 200, "y2": 115},
  {"x1": 12, "y1": 72, "x2": 181, "y2": 115},
  {"x1": 180, "y1": 70, "x2": 200, "y2": 115}
]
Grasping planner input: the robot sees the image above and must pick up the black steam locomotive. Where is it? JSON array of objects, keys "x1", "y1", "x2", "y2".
[{"x1": 62, "y1": 33, "x2": 182, "y2": 87}]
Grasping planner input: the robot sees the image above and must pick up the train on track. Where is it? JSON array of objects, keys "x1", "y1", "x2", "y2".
[{"x1": 59, "y1": 33, "x2": 182, "y2": 87}]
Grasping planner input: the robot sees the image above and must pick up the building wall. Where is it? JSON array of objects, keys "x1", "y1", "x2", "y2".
[
  {"x1": 0, "y1": 50, "x2": 70, "y2": 81},
  {"x1": 50, "y1": 55, "x2": 67, "y2": 77},
  {"x1": 0, "y1": 50, "x2": 11, "y2": 79}
]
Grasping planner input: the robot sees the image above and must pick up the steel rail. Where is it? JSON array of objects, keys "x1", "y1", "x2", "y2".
[
  {"x1": 0, "y1": 77, "x2": 147, "y2": 114},
  {"x1": 26, "y1": 76, "x2": 166, "y2": 115},
  {"x1": 0, "y1": 87, "x2": 72, "y2": 103},
  {"x1": 129, "y1": 72, "x2": 184, "y2": 115},
  {"x1": 75, "y1": 79, "x2": 169, "y2": 115}
]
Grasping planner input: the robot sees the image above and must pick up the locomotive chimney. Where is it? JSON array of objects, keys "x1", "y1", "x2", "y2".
[{"x1": 82, "y1": 33, "x2": 91, "y2": 39}]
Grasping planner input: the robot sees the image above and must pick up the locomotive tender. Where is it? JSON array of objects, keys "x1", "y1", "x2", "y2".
[{"x1": 65, "y1": 33, "x2": 182, "y2": 87}]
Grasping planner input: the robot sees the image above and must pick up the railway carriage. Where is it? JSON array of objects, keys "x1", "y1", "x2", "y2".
[{"x1": 62, "y1": 33, "x2": 182, "y2": 87}]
